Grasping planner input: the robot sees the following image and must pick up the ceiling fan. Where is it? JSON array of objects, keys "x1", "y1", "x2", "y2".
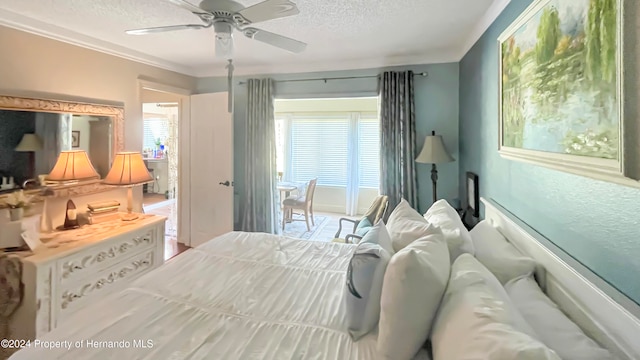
[
  {"x1": 126, "y1": 0, "x2": 306, "y2": 59},
  {"x1": 126, "y1": 0, "x2": 305, "y2": 112}
]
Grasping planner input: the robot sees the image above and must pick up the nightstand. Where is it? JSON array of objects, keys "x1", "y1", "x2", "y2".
[{"x1": 8, "y1": 214, "x2": 166, "y2": 341}]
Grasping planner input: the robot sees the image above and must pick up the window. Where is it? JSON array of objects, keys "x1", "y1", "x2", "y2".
[
  {"x1": 276, "y1": 111, "x2": 380, "y2": 188},
  {"x1": 143, "y1": 118, "x2": 169, "y2": 149},
  {"x1": 358, "y1": 116, "x2": 381, "y2": 188},
  {"x1": 290, "y1": 117, "x2": 349, "y2": 186}
]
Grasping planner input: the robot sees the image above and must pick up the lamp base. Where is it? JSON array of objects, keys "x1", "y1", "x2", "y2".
[
  {"x1": 120, "y1": 213, "x2": 139, "y2": 222},
  {"x1": 431, "y1": 163, "x2": 439, "y2": 203},
  {"x1": 56, "y1": 224, "x2": 81, "y2": 231},
  {"x1": 120, "y1": 187, "x2": 138, "y2": 221}
]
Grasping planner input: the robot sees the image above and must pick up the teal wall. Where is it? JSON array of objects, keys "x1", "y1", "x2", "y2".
[
  {"x1": 197, "y1": 63, "x2": 460, "y2": 227},
  {"x1": 459, "y1": 0, "x2": 640, "y2": 304}
]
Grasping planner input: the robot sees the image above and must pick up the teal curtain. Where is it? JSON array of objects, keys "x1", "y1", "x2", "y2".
[
  {"x1": 379, "y1": 71, "x2": 419, "y2": 213},
  {"x1": 242, "y1": 78, "x2": 280, "y2": 233}
]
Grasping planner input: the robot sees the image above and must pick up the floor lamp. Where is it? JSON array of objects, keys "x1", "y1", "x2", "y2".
[{"x1": 416, "y1": 130, "x2": 454, "y2": 203}]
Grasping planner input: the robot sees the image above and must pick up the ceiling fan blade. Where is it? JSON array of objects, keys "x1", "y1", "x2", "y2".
[
  {"x1": 236, "y1": 0, "x2": 299, "y2": 25},
  {"x1": 126, "y1": 24, "x2": 209, "y2": 35},
  {"x1": 243, "y1": 27, "x2": 306, "y2": 53},
  {"x1": 165, "y1": 0, "x2": 206, "y2": 14}
]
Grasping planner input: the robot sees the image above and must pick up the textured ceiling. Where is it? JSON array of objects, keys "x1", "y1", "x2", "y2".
[{"x1": 0, "y1": 0, "x2": 502, "y2": 76}]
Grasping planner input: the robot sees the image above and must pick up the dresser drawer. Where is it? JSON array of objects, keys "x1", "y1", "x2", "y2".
[
  {"x1": 54, "y1": 249, "x2": 156, "y2": 325},
  {"x1": 58, "y1": 227, "x2": 157, "y2": 285}
]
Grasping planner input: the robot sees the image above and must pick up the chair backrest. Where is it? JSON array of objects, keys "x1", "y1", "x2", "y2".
[
  {"x1": 305, "y1": 178, "x2": 318, "y2": 207},
  {"x1": 364, "y1": 195, "x2": 389, "y2": 224}
]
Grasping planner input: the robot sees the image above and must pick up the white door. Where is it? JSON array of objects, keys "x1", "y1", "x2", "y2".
[{"x1": 189, "y1": 92, "x2": 234, "y2": 247}]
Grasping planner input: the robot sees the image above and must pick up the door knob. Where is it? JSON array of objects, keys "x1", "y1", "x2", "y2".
[{"x1": 219, "y1": 181, "x2": 231, "y2": 187}]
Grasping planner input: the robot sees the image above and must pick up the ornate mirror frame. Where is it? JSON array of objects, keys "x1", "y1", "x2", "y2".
[
  {"x1": 0, "y1": 94, "x2": 124, "y2": 199},
  {"x1": 0, "y1": 95, "x2": 124, "y2": 155}
]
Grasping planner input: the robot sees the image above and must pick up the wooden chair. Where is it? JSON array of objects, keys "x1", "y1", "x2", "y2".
[
  {"x1": 282, "y1": 178, "x2": 318, "y2": 231},
  {"x1": 334, "y1": 195, "x2": 389, "y2": 243}
]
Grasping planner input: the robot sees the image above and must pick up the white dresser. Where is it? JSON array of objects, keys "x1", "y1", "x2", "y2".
[{"x1": 9, "y1": 214, "x2": 166, "y2": 340}]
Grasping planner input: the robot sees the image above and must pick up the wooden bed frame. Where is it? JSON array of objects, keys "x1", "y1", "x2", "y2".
[{"x1": 482, "y1": 198, "x2": 640, "y2": 360}]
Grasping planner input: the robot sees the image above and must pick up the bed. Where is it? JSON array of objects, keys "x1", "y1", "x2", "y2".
[
  {"x1": 10, "y1": 198, "x2": 640, "y2": 360},
  {"x1": 481, "y1": 198, "x2": 640, "y2": 360},
  {"x1": 9, "y1": 231, "x2": 431, "y2": 360}
]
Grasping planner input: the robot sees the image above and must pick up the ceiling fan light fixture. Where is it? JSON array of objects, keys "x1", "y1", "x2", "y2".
[
  {"x1": 213, "y1": 21, "x2": 233, "y2": 34},
  {"x1": 216, "y1": 32, "x2": 234, "y2": 59}
]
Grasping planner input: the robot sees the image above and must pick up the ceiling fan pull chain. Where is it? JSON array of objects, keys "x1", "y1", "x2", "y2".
[{"x1": 226, "y1": 59, "x2": 235, "y2": 113}]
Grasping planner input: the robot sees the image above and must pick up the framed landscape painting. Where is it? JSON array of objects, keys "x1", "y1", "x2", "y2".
[{"x1": 498, "y1": 0, "x2": 639, "y2": 186}]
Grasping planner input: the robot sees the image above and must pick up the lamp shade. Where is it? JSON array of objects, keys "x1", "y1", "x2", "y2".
[
  {"x1": 48, "y1": 150, "x2": 100, "y2": 181},
  {"x1": 416, "y1": 131, "x2": 455, "y2": 164},
  {"x1": 103, "y1": 152, "x2": 153, "y2": 186},
  {"x1": 15, "y1": 133, "x2": 43, "y2": 152}
]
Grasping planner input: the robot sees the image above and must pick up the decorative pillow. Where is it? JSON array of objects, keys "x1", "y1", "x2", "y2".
[
  {"x1": 377, "y1": 233, "x2": 450, "y2": 360},
  {"x1": 431, "y1": 254, "x2": 559, "y2": 360},
  {"x1": 470, "y1": 220, "x2": 537, "y2": 284},
  {"x1": 360, "y1": 220, "x2": 394, "y2": 255},
  {"x1": 386, "y1": 199, "x2": 441, "y2": 252},
  {"x1": 423, "y1": 199, "x2": 474, "y2": 262},
  {"x1": 505, "y1": 276, "x2": 614, "y2": 360},
  {"x1": 344, "y1": 242, "x2": 391, "y2": 340},
  {"x1": 355, "y1": 217, "x2": 373, "y2": 237}
]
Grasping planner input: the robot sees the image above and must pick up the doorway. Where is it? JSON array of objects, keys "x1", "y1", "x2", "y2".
[{"x1": 139, "y1": 84, "x2": 189, "y2": 259}]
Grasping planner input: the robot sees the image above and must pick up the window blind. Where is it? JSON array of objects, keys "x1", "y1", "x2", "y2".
[
  {"x1": 290, "y1": 117, "x2": 349, "y2": 186},
  {"x1": 143, "y1": 118, "x2": 169, "y2": 149}
]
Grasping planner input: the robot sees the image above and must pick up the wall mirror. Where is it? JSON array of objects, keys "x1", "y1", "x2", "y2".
[{"x1": 0, "y1": 95, "x2": 124, "y2": 203}]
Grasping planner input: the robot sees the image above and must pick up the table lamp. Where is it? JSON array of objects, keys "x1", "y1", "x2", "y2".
[
  {"x1": 47, "y1": 150, "x2": 100, "y2": 183},
  {"x1": 47, "y1": 150, "x2": 100, "y2": 230},
  {"x1": 15, "y1": 133, "x2": 43, "y2": 180},
  {"x1": 415, "y1": 130, "x2": 454, "y2": 203},
  {"x1": 103, "y1": 152, "x2": 153, "y2": 221}
]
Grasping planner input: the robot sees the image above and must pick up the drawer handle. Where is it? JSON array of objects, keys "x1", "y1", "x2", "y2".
[{"x1": 62, "y1": 255, "x2": 93, "y2": 278}]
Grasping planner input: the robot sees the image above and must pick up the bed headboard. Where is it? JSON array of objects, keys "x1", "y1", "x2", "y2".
[{"x1": 481, "y1": 198, "x2": 640, "y2": 360}]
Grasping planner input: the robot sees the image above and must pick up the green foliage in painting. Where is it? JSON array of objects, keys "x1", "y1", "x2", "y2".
[
  {"x1": 502, "y1": 38, "x2": 525, "y2": 148},
  {"x1": 586, "y1": 0, "x2": 617, "y2": 83},
  {"x1": 535, "y1": 7, "x2": 561, "y2": 65}
]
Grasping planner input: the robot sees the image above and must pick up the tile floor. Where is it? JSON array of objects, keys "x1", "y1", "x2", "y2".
[
  {"x1": 143, "y1": 193, "x2": 168, "y2": 206},
  {"x1": 283, "y1": 211, "x2": 359, "y2": 242}
]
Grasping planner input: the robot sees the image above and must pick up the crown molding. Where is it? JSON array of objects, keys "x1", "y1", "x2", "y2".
[
  {"x1": 457, "y1": 0, "x2": 512, "y2": 60},
  {"x1": 0, "y1": 4, "x2": 491, "y2": 79},
  {"x1": 0, "y1": 8, "x2": 198, "y2": 77}
]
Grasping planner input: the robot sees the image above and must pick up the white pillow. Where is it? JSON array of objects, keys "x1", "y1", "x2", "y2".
[
  {"x1": 360, "y1": 220, "x2": 394, "y2": 255},
  {"x1": 386, "y1": 199, "x2": 441, "y2": 252},
  {"x1": 470, "y1": 220, "x2": 537, "y2": 284},
  {"x1": 377, "y1": 233, "x2": 450, "y2": 360},
  {"x1": 344, "y1": 242, "x2": 391, "y2": 340},
  {"x1": 424, "y1": 199, "x2": 474, "y2": 262},
  {"x1": 431, "y1": 254, "x2": 559, "y2": 360},
  {"x1": 506, "y1": 276, "x2": 614, "y2": 360}
]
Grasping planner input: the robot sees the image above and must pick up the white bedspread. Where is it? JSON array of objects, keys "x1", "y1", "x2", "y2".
[{"x1": 11, "y1": 232, "x2": 431, "y2": 360}]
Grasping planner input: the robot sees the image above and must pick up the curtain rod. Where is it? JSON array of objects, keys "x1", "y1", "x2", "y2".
[{"x1": 238, "y1": 72, "x2": 428, "y2": 85}]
